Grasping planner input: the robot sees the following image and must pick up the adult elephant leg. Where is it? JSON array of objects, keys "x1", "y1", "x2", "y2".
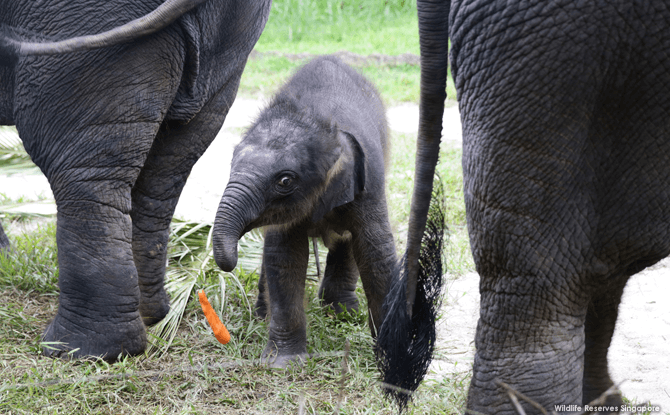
[
  {"x1": 318, "y1": 234, "x2": 360, "y2": 315},
  {"x1": 582, "y1": 275, "x2": 628, "y2": 406},
  {"x1": 131, "y1": 80, "x2": 241, "y2": 325},
  {"x1": 27, "y1": 122, "x2": 161, "y2": 359},
  {"x1": 43, "y1": 193, "x2": 148, "y2": 359},
  {"x1": 14, "y1": 35, "x2": 181, "y2": 359},
  {"x1": 262, "y1": 225, "x2": 309, "y2": 368},
  {"x1": 462, "y1": 108, "x2": 593, "y2": 411},
  {"x1": 468, "y1": 270, "x2": 589, "y2": 412},
  {"x1": 452, "y1": 2, "x2": 640, "y2": 411}
]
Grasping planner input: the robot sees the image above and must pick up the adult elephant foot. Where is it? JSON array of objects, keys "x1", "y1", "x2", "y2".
[
  {"x1": 42, "y1": 307, "x2": 146, "y2": 360},
  {"x1": 138, "y1": 277, "x2": 171, "y2": 326},
  {"x1": 318, "y1": 236, "x2": 360, "y2": 316},
  {"x1": 467, "y1": 276, "x2": 588, "y2": 415},
  {"x1": 41, "y1": 208, "x2": 150, "y2": 361},
  {"x1": 468, "y1": 336, "x2": 585, "y2": 414}
]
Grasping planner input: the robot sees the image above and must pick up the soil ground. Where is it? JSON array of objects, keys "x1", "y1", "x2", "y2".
[{"x1": 2, "y1": 97, "x2": 668, "y2": 412}]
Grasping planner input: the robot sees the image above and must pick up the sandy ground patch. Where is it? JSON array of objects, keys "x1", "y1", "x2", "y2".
[{"x1": 2, "y1": 97, "x2": 668, "y2": 412}]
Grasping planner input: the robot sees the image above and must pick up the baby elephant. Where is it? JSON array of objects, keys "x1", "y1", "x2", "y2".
[{"x1": 212, "y1": 55, "x2": 396, "y2": 367}]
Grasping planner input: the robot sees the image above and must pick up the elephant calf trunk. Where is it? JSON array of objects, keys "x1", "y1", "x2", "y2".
[
  {"x1": 212, "y1": 227, "x2": 240, "y2": 272},
  {"x1": 213, "y1": 183, "x2": 263, "y2": 272}
]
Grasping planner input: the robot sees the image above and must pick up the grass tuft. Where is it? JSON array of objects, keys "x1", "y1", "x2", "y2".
[{"x1": 0, "y1": 222, "x2": 58, "y2": 293}]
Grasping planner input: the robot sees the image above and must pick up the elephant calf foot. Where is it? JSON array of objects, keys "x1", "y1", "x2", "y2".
[
  {"x1": 139, "y1": 287, "x2": 170, "y2": 326},
  {"x1": 261, "y1": 343, "x2": 308, "y2": 369},
  {"x1": 43, "y1": 310, "x2": 147, "y2": 361},
  {"x1": 255, "y1": 295, "x2": 268, "y2": 319},
  {"x1": 262, "y1": 325, "x2": 308, "y2": 369}
]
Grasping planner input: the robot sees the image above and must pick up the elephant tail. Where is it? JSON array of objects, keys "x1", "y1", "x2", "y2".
[
  {"x1": 375, "y1": 0, "x2": 451, "y2": 410},
  {"x1": 0, "y1": 0, "x2": 207, "y2": 67},
  {"x1": 376, "y1": 179, "x2": 447, "y2": 411}
]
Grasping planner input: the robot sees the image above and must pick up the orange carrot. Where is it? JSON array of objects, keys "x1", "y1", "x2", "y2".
[{"x1": 198, "y1": 290, "x2": 231, "y2": 345}]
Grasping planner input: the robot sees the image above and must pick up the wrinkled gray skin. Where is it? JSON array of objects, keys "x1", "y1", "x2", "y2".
[
  {"x1": 0, "y1": 0, "x2": 271, "y2": 360},
  {"x1": 213, "y1": 56, "x2": 395, "y2": 368},
  {"x1": 417, "y1": 0, "x2": 670, "y2": 413}
]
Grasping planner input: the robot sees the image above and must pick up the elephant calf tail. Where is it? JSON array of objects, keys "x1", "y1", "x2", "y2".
[{"x1": 375, "y1": 178, "x2": 447, "y2": 410}]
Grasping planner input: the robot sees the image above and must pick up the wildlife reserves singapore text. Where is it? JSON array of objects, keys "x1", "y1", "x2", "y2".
[{"x1": 555, "y1": 404, "x2": 662, "y2": 413}]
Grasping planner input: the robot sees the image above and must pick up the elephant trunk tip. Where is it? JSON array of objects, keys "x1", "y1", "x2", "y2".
[
  {"x1": 213, "y1": 182, "x2": 263, "y2": 272},
  {"x1": 213, "y1": 234, "x2": 240, "y2": 273}
]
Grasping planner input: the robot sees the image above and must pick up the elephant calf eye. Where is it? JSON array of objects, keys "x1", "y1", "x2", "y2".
[{"x1": 274, "y1": 173, "x2": 297, "y2": 195}]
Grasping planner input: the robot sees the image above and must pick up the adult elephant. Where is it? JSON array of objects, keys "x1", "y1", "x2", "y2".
[
  {"x1": 417, "y1": 0, "x2": 670, "y2": 413},
  {"x1": 0, "y1": 0, "x2": 271, "y2": 360}
]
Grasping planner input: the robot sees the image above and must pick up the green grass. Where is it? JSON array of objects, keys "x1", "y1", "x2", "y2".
[
  {"x1": 240, "y1": 55, "x2": 444, "y2": 104},
  {"x1": 0, "y1": 222, "x2": 58, "y2": 293},
  {"x1": 237, "y1": 0, "x2": 458, "y2": 104},
  {"x1": 256, "y1": 0, "x2": 419, "y2": 56},
  {"x1": 0, "y1": 220, "x2": 467, "y2": 414}
]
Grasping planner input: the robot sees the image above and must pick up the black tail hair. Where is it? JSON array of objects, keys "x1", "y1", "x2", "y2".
[{"x1": 376, "y1": 177, "x2": 448, "y2": 411}]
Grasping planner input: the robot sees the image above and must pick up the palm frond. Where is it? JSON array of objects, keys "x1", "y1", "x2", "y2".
[
  {"x1": 149, "y1": 221, "x2": 262, "y2": 355},
  {"x1": 147, "y1": 267, "x2": 198, "y2": 355},
  {"x1": 0, "y1": 127, "x2": 39, "y2": 174},
  {"x1": 149, "y1": 218, "x2": 329, "y2": 356},
  {"x1": 0, "y1": 200, "x2": 57, "y2": 219}
]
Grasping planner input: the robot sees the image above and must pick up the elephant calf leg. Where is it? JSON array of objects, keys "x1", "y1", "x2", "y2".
[
  {"x1": 350, "y1": 205, "x2": 397, "y2": 336},
  {"x1": 254, "y1": 265, "x2": 269, "y2": 319},
  {"x1": 319, "y1": 235, "x2": 360, "y2": 315},
  {"x1": 0, "y1": 222, "x2": 9, "y2": 251},
  {"x1": 262, "y1": 227, "x2": 309, "y2": 368}
]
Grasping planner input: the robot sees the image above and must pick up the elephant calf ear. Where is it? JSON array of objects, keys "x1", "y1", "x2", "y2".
[{"x1": 311, "y1": 131, "x2": 366, "y2": 223}]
